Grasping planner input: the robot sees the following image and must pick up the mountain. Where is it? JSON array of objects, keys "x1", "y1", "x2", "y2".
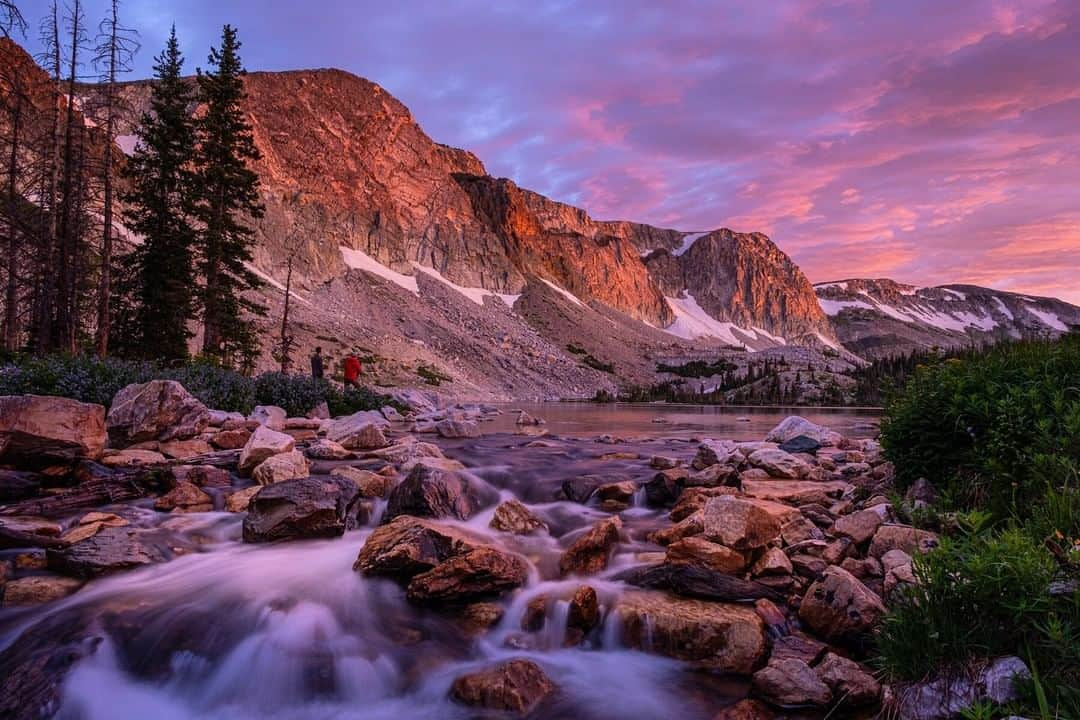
[{"x1": 815, "y1": 279, "x2": 1080, "y2": 358}]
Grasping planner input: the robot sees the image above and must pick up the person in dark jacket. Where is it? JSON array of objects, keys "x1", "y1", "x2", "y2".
[
  {"x1": 343, "y1": 354, "x2": 362, "y2": 387},
  {"x1": 310, "y1": 347, "x2": 324, "y2": 379}
]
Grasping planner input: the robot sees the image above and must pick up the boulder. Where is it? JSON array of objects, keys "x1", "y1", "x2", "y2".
[
  {"x1": 406, "y1": 546, "x2": 529, "y2": 603},
  {"x1": 701, "y1": 496, "x2": 781, "y2": 550},
  {"x1": 355, "y1": 516, "x2": 481, "y2": 578},
  {"x1": 170, "y1": 464, "x2": 231, "y2": 488},
  {"x1": 251, "y1": 450, "x2": 310, "y2": 485},
  {"x1": 249, "y1": 405, "x2": 287, "y2": 430},
  {"x1": 237, "y1": 425, "x2": 296, "y2": 475},
  {"x1": 489, "y1": 499, "x2": 547, "y2": 535},
  {"x1": 382, "y1": 464, "x2": 488, "y2": 523},
  {"x1": 666, "y1": 537, "x2": 746, "y2": 575},
  {"x1": 157, "y1": 438, "x2": 212, "y2": 459},
  {"x1": 106, "y1": 380, "x2": 209, "y2": 446},
  {"x1": 450, "y1": 659, "x2": 555, "y2": 716},
  {"x1": 568, "y1": 585, "x2": 600, "y2": 635},
  {"x1": 815, "y1": 652, "x2": 881, "y2": 706},
  {"x1": 331, "y1": 421, "x2": 389, "y2": 451},
  {"x1": 615, "y1": 590, "x2": 766, "y2": 673},
  {"x1": 241, "y1": 477, "x2": 361, "y2": 542},
  {"x1": 561, "y1": 474, "x2": 606, "y2": 503},
  {"x1": 559, "y1": 515, "x2": 622, "y2": 576},
  {"x1": 100, "y1": 448, "x2": 167, "y2": 467},
  {"x1": 694, "y1": 439, "x2": 739, "y2": 469},
  {"x1": 225, "y1": 485, "x2": 261, "y2": 513},
  {"x1": 208, "y1": 409, "x2": 244, "y2": 426},
  {"x1": 832, "y1": 509, "x2": 884, "y2": 545},
  {"x1": 47, "y1": 527, "x2": 167, "y2": 578},
  {"x1": 752, "y1": 658, "x2": 832, "y2": 707},
  {"x1": 770, "y1": 633, "x2": 828, "y2": 665},
  {"x1": 368, "y1": 438, "x2": 443, "y2": 464},
  {"x1": 209, "y1": 428, "x2": 251, "y2": 450},
  {"x1": 886, "y1": 656, "x2": 1029, "y2": 720},
  {"x1": 781, "y1": 516, "x2": 825, "y2": 545},
  {"x1": 305, "y1": 439, "x2": 352, "y2": 460},
  {"x1": 325, "y1": 409, "x2": 388, "y2": 441},
  {"x1": 766, "y1": 416, "x2": 834, "y2": 445},
  {"x1": 869, "y1": 525, "x2": 939, "y2": 558},
  {"x1": 154, "y1": 481, "x2": 212, "y2": 512},
  {"x1": 747, "y1": 449, "x2": 808, "y2": 479},
  {"x1": 751, "y1": 547, "x2": 793, "y2": 577},
  {"x1": 330, "y1": 466, "x2": 392, "y2": 498},
  {"x1": 713, "y1": 699, "x2": 775, "y2": 720},
  {"x1": 1, "y1": 575, "x2": 82, "y2": 606},
  {"x1": 594, "y1": 480, "x2": 637, "y2": 510},
  {"x1": 779, "y1": 435, "x2": 821, "y2": 454},
  {"x1": 0, "y1": 395, "x2": 107, "y2": 464},
  {"x1": 435, "y1": 418, "x2": 481, "y2": 439},
  {"x1": 799, "y1": 566, "x2": 886, "y2": 643}
]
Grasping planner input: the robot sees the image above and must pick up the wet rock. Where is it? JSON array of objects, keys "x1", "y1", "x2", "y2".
[
  {"x1": 799, "y1": 566, "x2": 886, "y2": 643},
  {"x1": 713, "y1": 698, "x2": 775, "y2": 720},
  {"x1": 816, "y1": 652, "x2": 881, "y2": 706},
  {"x1": 225, "y1": 485, "x2": 261, "y2": 512},
  {"x1": 594, "y1": 480, "x2": 637, "y2": 510},
  {"x1": 47, "y1": 527, "x2": 167, "y2": 578},
  {"x1": 559, "y1": 515, "x2": 622, "y2": 576},
  {"x1": 869, "y1": 525, "x2": 939, "y2": 558},
  {"x1": 382, "y1": 464, "x2": 488, "y2": 523},
  {"x1": 209, "y1": 428, "x2": 251, "y2": 450},
  {"x1": 779, "y1": 435, "x2": 821, "y2": 454},
  {"x1": 650, "y1": 512, "x2": 705, "y2": 545},
  {"x1": 650, "y1": 455, "x2": 679, "y2": 470},
  {"x1": 157, "y1": 438, "x2": 212, "y2": 459},
  {"x1": 251, "y1": 449, "x2": 310, "y2": 485},
  {"x1": 435, "y1": 418, "x2": 480, "y2": 439},
  {"x1": 452, "y1": 602, "x2": 505, "y2": 637},
  {"x1": 752, "y1": 658, "x2": 832, "y2": 707},
  {"x1": 0, "y1": 395, "x2": 107, "y2": 465},
  {"x1": 615, "y1": 590, "x2": 767, "y2": 673},
  {"x1": 666, "y1": 536, "x2": 746, "y2": 575},
  {"x1": 0, "y1": 516, "x2": 62, "y2": 539},
  {"x1": 748, "y1": 449, "x2": 808, "y2": 479},
  {"x1": 305, "y1": 439, "x2": 352, "y2": 460},
  {"x1": 106, "y1": 380, "x2": 210, "y2": 447},
  {"x1": 171, "y1": 464, "x2": 231, "y2": 488},
  {"x1": 614, "y1": 563, "x2": 785, "y2": 603},
  {"x1": 154, "y1": 481, "x2": 212, "y2": 513},
  {"x1": 237, "y1": 425, "x2": 296, "y2": 475},
  {"x1": 751, "y1": 547, "x2": 793, "y2": 577},
  {"x1": 242, "y1": 477, "x2": 361, "y2": 542},
  {"x1": 561, "y1": 474, "x2": 605, "y2": 503},
  {"x1": 450, "y1": 659, "x2": 555, "y2": 715},
  {"x1": 330, "y1": 466, "x2": 392, "y2": 498},
  {"x1": 249, "y1": 405, "x2": 287, "y2": 430},
  {"x1": 400, "y1": 456, "x2": 466, "y2": 474},
  {"x1": 355, "y1": 516, "x2": 482, "y2": 578},
  {"x1": 702, "y1": 496, "x2": 781, "y2": 551},
  {"x1": 568, "y1": 585, "x2": 600, "y2": 635},
  {"x1": 101, "y1": 448, "x2": 167, "y2": 467},
  {"x1": 644, "y1": 468, "x2": 688, "y2": 507},
  {"x1": 407, "y1": 546, "x2": 528, "y2": 603},
  {"x1": 1, "y1": 575, "x2": 82, "y2": 606},
  {"x1": 490, "y1": 499, "x2": 547, "y2": 535}
]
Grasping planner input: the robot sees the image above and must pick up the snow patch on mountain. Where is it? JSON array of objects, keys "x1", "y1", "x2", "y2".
[
  {"x1": 663, "y1": 294, "x2": 746, "y2": 347},
  {"x1": 540, "y1": 278, "x2": 585, "y2": 307},
  {"x1": 1028, "y1": 307, "x2": 1068, "y2": 331}
]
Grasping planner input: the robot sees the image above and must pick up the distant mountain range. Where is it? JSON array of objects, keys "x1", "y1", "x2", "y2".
[{"x1": 3, "y1": 38, "x2": 1077, "y2": 399}]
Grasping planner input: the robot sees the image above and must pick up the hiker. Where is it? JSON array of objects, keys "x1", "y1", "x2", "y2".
[
  {"x1": 343, "y1": 354, "x2": 362, "y2": 388},
  {"x1": 310, "y1": 347, "x2": 324, "y2": 379}
]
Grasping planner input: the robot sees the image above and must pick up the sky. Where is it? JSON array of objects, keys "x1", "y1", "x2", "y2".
[{"x1": 19, "y1": 0, "x2": 1080, "y2": 303}]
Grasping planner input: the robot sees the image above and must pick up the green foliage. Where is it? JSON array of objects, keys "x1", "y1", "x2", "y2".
[
  {"x1": 581, "y1": 353, "x2": 614, "y2": 374},
  {"x1": 655, "y1": 358, "x2": 737, "y2": 378},
  {"x1": 417, "y1": 364, "x2": 451, "y2": 386},
  {"x1": 880, "y1": 333, "x2": 1080, "y2": 518}
]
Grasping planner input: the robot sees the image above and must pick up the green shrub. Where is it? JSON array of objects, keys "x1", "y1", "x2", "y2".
[
  {"x1": 581, "y1": 353, "x2": 614, "y2": 374},
  {"x1": 880, "y1": 334, "x2": 1080, "y2": 519},
  {"x1": 254, "y1": 372, "x2": 330, "y2": 417},
  {"x1": 655, "y1": 358, "x2": 736, "y2": 378},
  {"x1": 417, "y1": 365, "x2": 451, "y2": 386}
]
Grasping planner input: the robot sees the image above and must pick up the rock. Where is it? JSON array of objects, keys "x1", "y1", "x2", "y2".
[
  {"x1": 237, "y1": 425, "x2": 296, "y2": 475},
  {"x1": 251, "y1": 450, "x2": 310, "y2": 485},
  {"x1": 644, "y1": 468, "x2": 688, "y2": 506},
  {"x1": 650, "y1": 455, "x2": 679, "y2": 470},
  {"x1": 242, "y1": 477, "x2": 361, "y2": 542},
  {"x1": 157, "y1": 438, "x2": 212, "y2": 459},
  {"x1": 766, "y1": 416, "x2": 834, "y2": 445},
  {"x1": 887, "y1": 656, "x2": 1029, "y2": 720},
  {"x1": 490, "y1": 499, "x2": 547, "y2": 535},
  {"x1": 249, "y1": 405, "x2": 287, "y2": 430},
  {"x1": 100, "y1": 448, "x2": 167, "y2": 467},
  {"x1": 225, "y1": 485, "x2": 261, "y2": 512},
  {"x1": 670, "y1": 486, "x2": 740, "y2": 521},
  {"x1": 841, "y1": 556, "x2": 883, "y2": 579},
  {"x1": 208, "y1": 409, "x2": 244, "y2": 426},
  {"x1": 171, "y1": 464, "x2": 231, "y2": 488},
  {"x1": 743, "y1": 479, "x2": 848, "y2": 507},
  {"x1": 435, "y1": 418, "x2": 480, "y2": 439},
  {"x1": 0, "y1": 395, "x2": 107, "y2": 464},
  {"x1": 694, "y1": 439, "x2": 739, "y2": 469},
  {"x1": 284, "y1": 417, "x2": 321, "y2": 430},
  {"x1": 747, "y1": 449, "x2": 809, "y2": 479},
  {"x1": 701, "y1": 496, "x2": 781, "y2": 550},
  {"x1": 615, "y1": 590, "x2": 766, "y2": 673},
  {"x1": 382, "y1": 464, "x2": 488, "y2": 523},
  {"x1": 666, "y1": 537, "x2": 746, "y2": 575},
  {"x1": 209, "y1": 428, "x2": 251, "y2": 450},
  {"x1": 307, "y1": 401, "x2": 331, "y2": 420},
  {"x1": 559, "y1": 516, "x2": 622, "y2": 576},
  {"x1": 106, "y1": 380, "x2": 210, "y2": 447},
  {"x1": 614, "y1": 563, "x2": 785, "y2": 603},
  {"x1": 2, "y1": 575, "x2": 82, "y2": 606},
  {"x1": 379, "y1": 406, "x2": 405, "y2": 423},
  {"x1": 355, "y1": 516, "x2": 481, "y2": 578},
  {"x1": 869, "y1": 525, "x2": 939, "y2": 558},
  {"x1": 325, "y1": 410, "x2": 388, "y2": 441},
  {"x1": 687, "y1": 463, "x2": 738, "y2": 488},
  {"x1": 799, "y1": 566, "x2": 886, "y2": 643},
  {"x1": 369, "y1": 438, "x2": 444, "y2": 464},
  {"x1": 770, "y1": 633, "x2": 828, "y2": 665},
  {"x1": 305, "y1": 439, "x2": 352, "y2": 460},
  {"x1": 449, "y1": 659, "x2": 555, "y2": 716},
  {"x1": 752, "y1": 658, "x2": 832, "y2": 707},
  {"x1": 406, "y1": 546, "x2": 528, "y2": 603},
  {"x1": 594, "y1": 480, "x2": 637, "y2": 510},
  {"x1": 567, "y1": 585, "x2": 600, "y2": 635},
  {"x1": 832, "y1": 509, "x2": 883, "y2": 545},
  {"x1": 881, "y1": 548, "x2": 913, "y2": 574},
  {"x1": 452, "y1": 602, "x2": 505, "y2": 637},
  {"x1": 779, "y1": 435, "x2": 821, "y2": 454},
  {"x1": 154, "y1": 481, "x2": 212, "y2": 512},
  {"x1": 562, "y1": 474, "x2": 605, "y2": 503},
  {"x1": 47, "y1": 527, "x2": 167, "y2": 578},
  {"x1": 752, "y1": 547, "x2": 793, "y2": 577},
  {"x1": 905, "y1": 478, "x2": 938, "y2": 508},
  {"x1": 330, "y1": 466, "x2": 392, "y2": 498},
  {"x1": 713, "y1": 698, "x2": 775, "y2": 720},
  {"x1": 816, "y1": 652, "x2": 881, "y2": 706},
  {"x1": 781, "y1": 516, "x2": 825, "y2": 545},
  {"x1": 331, "y1": 420, "x2": 389, "y2": 451},
  {"x1": 884, "y1": 562, "x2": 917, "y2": 597},
  {"x1": 0, "y1": 516, "x2": 63, "y2": 538}
]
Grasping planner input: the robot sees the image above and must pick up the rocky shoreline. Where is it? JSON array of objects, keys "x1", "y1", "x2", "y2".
[{"x1": 0, "y1": 382, "x2": 1028, "y2": 719}]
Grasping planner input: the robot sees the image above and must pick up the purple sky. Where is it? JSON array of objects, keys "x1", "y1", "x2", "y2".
[{"x1": 22, "y1": 0, "x2": 1080, "y2": 303}]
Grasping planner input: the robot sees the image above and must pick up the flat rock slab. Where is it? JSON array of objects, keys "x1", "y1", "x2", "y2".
[
  {"x1": 742, "y1": 479, "x2": 849, "y2": 504},
  {"x1": 47, "y1": 526, "x2": 169, "y2": 578}
]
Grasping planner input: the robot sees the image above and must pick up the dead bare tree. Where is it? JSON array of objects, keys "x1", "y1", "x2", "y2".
[{"x1": 0, "y1": 1, "x2": 26, "y2": 38}]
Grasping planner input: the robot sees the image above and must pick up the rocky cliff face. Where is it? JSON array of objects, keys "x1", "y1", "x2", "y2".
[
  {"x1": 645, "y1": 230, "x2": 839, "y2": 347},
  {"x1": 816, "y1": 279, "x2": 1080, "y2": 358}
]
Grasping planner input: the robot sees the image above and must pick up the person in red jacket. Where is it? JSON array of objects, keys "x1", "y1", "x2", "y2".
[{"x1": 343, "y1": 354, "x2": 362, "y2": 387}]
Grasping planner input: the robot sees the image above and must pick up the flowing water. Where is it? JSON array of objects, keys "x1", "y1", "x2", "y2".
[{"x1": 0, "y1": 405, "x2": 878, "y2": 720}]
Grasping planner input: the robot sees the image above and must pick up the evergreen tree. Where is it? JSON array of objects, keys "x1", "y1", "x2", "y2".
[
  {"x1": 121, "y1": 26, "x2": 197, "y2": 361},
  {"x1": 193, "y1": 24, "x2": 264, "y2": 367}
]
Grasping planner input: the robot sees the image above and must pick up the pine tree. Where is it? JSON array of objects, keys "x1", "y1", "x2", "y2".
[
  {"x1": 121, "y1": 26, "x2": 197, "y2": 361},
  {"x1": 193, "y1": 24, "x2": 264, "y2": 367}
]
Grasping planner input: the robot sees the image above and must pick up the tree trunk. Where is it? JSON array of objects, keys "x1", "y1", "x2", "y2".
[{"x1": 3, "y1": 85, "x2": 21, "y2": 350}]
